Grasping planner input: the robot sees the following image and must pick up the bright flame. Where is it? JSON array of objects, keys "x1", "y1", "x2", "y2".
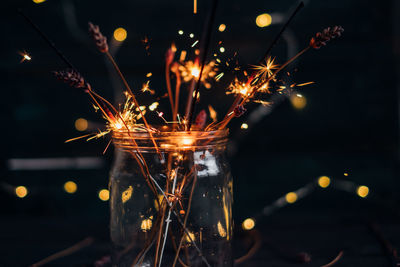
[
  {"x1": 218, "y1": 24, "x2": 226, "y2": 32},
  {"x1": 114, "y1": 122, "x2": 123, "y2": 130},
  {"x1": 357, "y1": 186, "x2": 369, "y2": 198},
  {"x1": 242, "y1": 218, "x2": 255, "y2": 230},
  {"x1": 15, "y1": 186, "x2": 28, "y2": 198},
  {"x1": 256, "y1": 13, "x2": 272, "y2": 28},
  {"x1": 285, "y1": 192, "x2": 298, "y2": 203},
  {"x1": 113, "y1": 27, "x2": 127, "y2": 42},
  {"x1": 191, "y1": 67, "x2": 200, "y2": 78},
  {"x1": 64, "y1": 181, "x2": 77, "y2": 194},
  {"x1": 98, "y1": 189, "x2": 110, "y2": 201},
  {"x1": 75, "y1": 118, "x2": 88, "y2": 131},
  {"x1": 318, "y1": 176, "x2": 330, "y2": 188}
]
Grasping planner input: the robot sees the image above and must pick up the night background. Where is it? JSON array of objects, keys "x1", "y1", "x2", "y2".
[{"x1": 1, "y1": 0, "x2": 399, "y2": 266}]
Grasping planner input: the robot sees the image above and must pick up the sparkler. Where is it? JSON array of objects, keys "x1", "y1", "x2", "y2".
[{"x1": 20, "y1": 2, "x2": 344, "y2": 266}]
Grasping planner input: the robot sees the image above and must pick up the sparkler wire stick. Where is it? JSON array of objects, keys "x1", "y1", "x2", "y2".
[
  {"x1": 258, "y1": 2, "x2": 304, "y2": 64},
  {"x1": 187, "y1": 0, "x2": 219, "y2": 130},
  {"x1": 104, "y1": 52, "x2": 161, "y2": 155}
]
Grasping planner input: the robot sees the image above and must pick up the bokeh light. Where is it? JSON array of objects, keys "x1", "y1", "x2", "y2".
[
  {"x1": 75, "y1": 118, "x2": 88, "y2": 131},
  {"x1": 241, "y1": 123, "x2": 248, "y2": 129},
  {"x1": 242, "y1": 218, "x2": 255, "y2": 230},
  {"x1": 15, "y1": 186, "x2": 28, "y2": 198},
  {"x1": 285, "y1": 192, "x2": 298, "y2": 203},
  {"x1": 218, "y1": 24, "x2": 226, "y2": 32},
  {"x1": 357, "y1": 185, "x2": 369, "y2": 198},
  {"x1": 64, "y1": 181, "x2": 77, "y2": 194},
  {"x1": 98, "y1": 189, "x2": 110, "y2": 201},
  {"x1": 113, "y1": 27, "x2": 127, "y2": 42},
  {"x1": 318, "y1": 176, "x2": 331, "y2": 188},
  {"x1": 33, "y1": 0, "x2": 46, "y2": 4},
  {"x1": 290, "y1": 94, "x2": 307, "y2": 109},
  {"x1": 256, "y1": 13, "x2": 272, "y2": 28}
]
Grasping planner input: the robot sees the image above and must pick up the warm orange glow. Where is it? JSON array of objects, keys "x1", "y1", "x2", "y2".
[
  {"x1": 75, "y1": 118, "x2": 88, "y2": 131},
  {"x1": 114, "y1": 122, "x2": 123, "y2": 130},
  {"x1": 113, "y1": 27, "x2": 127, "y2": 42},
  {"x1": 122, "y1": 186, "x2": 133, "y2": 203},
  {"x1": 98, "y1": 189, "x2": 110, "y2": 201},
  {"x1": 285, "y1": 192, "x2": 298, "y2": 203},
  {"x1": 318, "y1": 176, "x2": 330, "y2": 188},
  {"x1": 191, "y1": 67, "x2": 200, "y2": 78},
  {"x1": 290, "y1": 94, "x2": 307, "y2": 109},
  {"x1": 64, "y1": 181, "x2": 77, "y2": 194},
  {"x1": 15, "y1": 186, "x2": 28, "y2": 198},
  {"x1": 33, "y1": 0, "x2": 46, "y2": 3},
  {"x1": 217, "y1": 221, "x2": 227, "y2": 237},
  {"x1": 185, "y1": 231, "x2": 196, "y2": 243},
  {"x1": 357, "y1": 186, "x2": 369, "y2": 198},
  {"x1": 242, "y1": 218, "x2": 255, "y2": 230},
  {"x1": 141, "y1": 218, "x2": 153, "y2": 232},
  {"x1": 181, "y1": 137, "x2": 195, "y2": 146},
  {"x1": 256, "y1": 13, "x2": 272, "y2": 28},
  {"x1": 218, "y1": 24, "x2": 226, "y2": 32}
]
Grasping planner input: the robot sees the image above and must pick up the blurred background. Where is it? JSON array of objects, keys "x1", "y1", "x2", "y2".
[{"x1": 1, "y1": 0, "x2": 399, "y2": 266}]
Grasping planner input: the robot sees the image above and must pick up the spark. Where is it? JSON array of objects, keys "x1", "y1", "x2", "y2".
[
  {"x1": 318, "y1": 176, "x2": 330, "y2": 188},
  {"x1": 15, "y1": 186, "x2": 28, "y2": 198},
  {"x1": 215, "y1": 72, "x2": 224, "y2": 81},
  {"x1": 179, "y1": 50, "x2": 187, "y2": 61},
  {"x1": 191, "y1": 40, "x2": 199, "y2": 47},
  {"x1": 146, "y1": 72, "x2": 152, "y2": 77},
  {"x1": 178, "y1": 30, "x2": 184, "y2": 35},
  {"x1": 218, "y1": 24, "x2": 226, "y2": 32},
  {"x1": 208, "y1": 105, "x2": 218, "y2": 122},
  {"x1": 189, "y1": 33, "x2": 195, "y2": 38},
  {"x1": 297, "y1": 81, "x2": 315, "y2": 87},
  {"x1": 113, "y1": 27, "x2": 127, "y2": 42},
  {"x1": 19, "y1": 51, "x2": 32, "y2": 63},
  {"x1": 141, "y1": 81, "x2": 155, "y2": 95},
  {"x1": 252, "y1": 57, "x2": 278, "y2": 82},
  {"x1": 193, "y1": 0, "x2": 197, "y2": 14},
  {"x1": 64, "y1": 181, "x2": 77, "y2": 194},
  {"x1": 219, "y1": 47, "x2": 225, "y2": 53},
  {"x1": 241, "y1": 123, "x2": 248, "y2": 129},
  {"x1": 149, "y1": 102, "x2": 159, "y2": 111},
  {"x1": 98, "y1": 189, "x2": 110, "y2": 201},
  {"x1": 256, "y1": 13, "x2": 272, "y2": 28},
  {"x1": 179, "y1": 60, "x2": 217, "y2": 88}
]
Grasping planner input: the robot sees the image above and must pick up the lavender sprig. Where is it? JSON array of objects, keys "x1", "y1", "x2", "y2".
[
  {"x1": 310, "y1": 26, "x2": 344, "y2": 49},
  {"x1": 88, "y1": 22, "x2": 109, "y2": 53}
]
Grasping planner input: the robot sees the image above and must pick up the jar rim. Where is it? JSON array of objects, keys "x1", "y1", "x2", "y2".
[{"x1": 112, "y1": 128, "x2": 229, "y2": 151}]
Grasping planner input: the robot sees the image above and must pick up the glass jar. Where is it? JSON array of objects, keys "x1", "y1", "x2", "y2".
[{"x1": 110, "y1": 128, "x2": 233, "y2": 267}]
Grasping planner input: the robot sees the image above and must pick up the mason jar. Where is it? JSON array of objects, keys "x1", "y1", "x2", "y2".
[{"x1": 109, "y1": 128, "x2": 233, "y2": 267}]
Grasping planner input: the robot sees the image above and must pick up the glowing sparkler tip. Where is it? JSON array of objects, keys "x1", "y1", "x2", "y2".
[{"x1": 191, "y1": 67, "x2": 200, "y2": 78}]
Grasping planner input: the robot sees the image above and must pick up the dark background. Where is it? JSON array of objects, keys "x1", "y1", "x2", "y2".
[{"x1": 1, "y1": 0, "x2": 399, "y2": 266}]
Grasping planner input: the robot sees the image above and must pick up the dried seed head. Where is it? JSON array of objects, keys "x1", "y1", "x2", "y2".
[
  {"x1": 53, "y1": 69, "x2": 91, "y2": 92},
  {"x1": 88, "y1": 22, "x2": 109, "y2": 53},
  {"x1": 233, "y1": 105, "x2": 246, "y2": 117},
  {"x1": 310, "y1": 26, "x2": 344, "y2": 49}
]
